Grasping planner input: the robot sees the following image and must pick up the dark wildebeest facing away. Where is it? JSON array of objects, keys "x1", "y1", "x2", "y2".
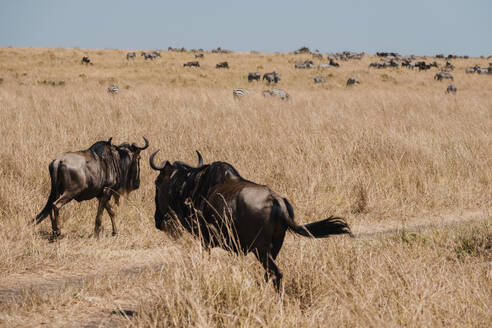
[
  {"x1": 248, "y1": 72, "x2": 261, "y2": 82},
  {"x1": 81, "y1": 56, "x2": 92, "y2": 65},
  {"x1": 216, "y1": 61, "x2": 229, "y2": 69},
  {"x1": 32, "y1": 137, "x2": 149, "y2": 238},
  {"x1": 150, "y1": 151, "x2": 352, "y2": 291}
]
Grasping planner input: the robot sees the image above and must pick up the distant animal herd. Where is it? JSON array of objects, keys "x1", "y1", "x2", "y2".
[{"x1": 75, "y1": 47, "x2": 492, "y2": 99}]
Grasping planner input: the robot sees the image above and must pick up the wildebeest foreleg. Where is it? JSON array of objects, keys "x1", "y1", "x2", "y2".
[
  {"x1": 104, "y1": 201, "x2": 117, "y2": 236},
  {"x1": 94, "y1": 190, "x2": 111, "y2": 238}
]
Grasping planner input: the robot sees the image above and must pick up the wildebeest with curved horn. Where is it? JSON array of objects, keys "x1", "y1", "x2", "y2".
[
  {"x1": 32, "y1": 137, "x2": 149, "y2": 239},
  {"x1": 149, "y1": 151, "x2": 352, "y2": 291}
]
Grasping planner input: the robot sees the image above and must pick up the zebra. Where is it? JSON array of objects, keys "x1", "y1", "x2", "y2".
[
  {"x1": 446, "y1": 85, "x2": 457, "y2": 94},
  {"x1": 465, "y1": 67, "x2": 475, "y2": 74},
  {"x1": 81, "y1": 56, "x2": 92, "y2": 65},
  {"x1": 318, "y1": 63, "x2": 331, "y2": 69},
  {"x1": 434, "y1": 72, "x2": 454, "y2": 81},
  {"x1": 295, "y1": 60, "x2": 314, "y2": 69},
  {"x1": 232, "y1": 88, "x2": 250, "y2": 98},
  {"x1": 263, "y1": 89, "x2": 289, "y2": 100},
  {"x1": 248, "y1": 72, "x2": 261, "y2": 82},
  {"x1": 262, "y1": 72, "x2": 280, "y2": 84},
  {"x1": 126, "y1": 52, "x2": 136, "y2": 60},
  {"x1": 107, "y1": 85, "x2": 119, "y2": 94},
  {"x1": 151, "y1": 51, "x2": 161, "y2": 57},
  {"x1": 314, "y1": 76, "x2": 326, "y2": 83},
  {"x1": 195, "y1": 53, "x2": 204, "y2": 58},
  {"x1": 476, "y1": 67, "x2": 490, "y2": 74},
  {"x1": 141, "y1": 52, "x2": 156, "y2": 60},
  {"x1": 346, "y1": 77, "x2": 360, "y2": 86}
]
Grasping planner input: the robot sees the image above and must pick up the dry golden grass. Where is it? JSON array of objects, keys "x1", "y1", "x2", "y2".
[{"x1": 0, "y1": 47, "x2": 491, "y2": 327}]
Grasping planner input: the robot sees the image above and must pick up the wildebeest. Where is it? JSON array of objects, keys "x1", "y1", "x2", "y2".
[
  {"x1": 195, "y1": 53, "x2": 204, "y2": 58},
  {"x1": 184, "y1": 61, "x2": 200, "y2": 67},
  {"x1": 149, "y1": 151, "x2": 352, "y2": 291},
  {"x1": 216, "y1": 61, "x2": 229, "y2": 69},
  {"x1": 314, "y1": 76, "x2": 326, "y2": 83},
  {"x1": 329, "y1": 58, "x2": 340, "y2": 67},
  {"x1": 232, "y1": 88, "x2": 250, "y2": 98},
  {"x1": 107, "y1": 85, "x2": 119, "y2": 94},
  {"x1": 248, "y1": 72, "x2": 261, "y2": 82},
  {"x1": 346, "y1": 77, "x2": 360, "y2": 86},
  {"x1": 263, "y1": 89, "x2": 289, "y2": 100},
  {"x1": 446, "y1": 85, "x2": 457, "y2": 94},
  {"x1": 126, "y1": 52, "x2": 136, "y2": 60},
  {"x1": 32, "y1": 137, "x2": 149, "y2": 238},
  {"x1": 262, "y1": 72, "x2": 281, "y2": 84},
  {"x1": 434, "y1": 72, "x2": 454, "y2": 81},
  {"x1": 81, "y1": 56, "x2": 92, "y2": 65}
]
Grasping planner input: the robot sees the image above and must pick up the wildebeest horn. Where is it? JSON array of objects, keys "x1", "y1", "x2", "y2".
[
  {"x1": 132, "y1": 137, "x2": 149, "y2": 151},
  {"x1": 149, "y1": 150, "x2": 166, "y2": 170},
  {"x1": 196, "y1": 150, "x2": 203, "y2": 166},
  {"x1": 107, "y1": 137, "x2": 113, "y2": 144}
]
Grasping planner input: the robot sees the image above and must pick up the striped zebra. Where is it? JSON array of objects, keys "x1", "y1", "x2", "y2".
[
  {"x1": 263, "y1": 89, "x2": 289, "y2": 100},
  {"x1": 232, "y1": 88, "x2": 250, "y2": 99},
  {"x1": 141, "y1": 52, "x2": 156, "y2": 60},
  {"x1": 107, "y1": 85, "x2": 120, "y2": 94},
  {"x1": 446, "y1": 85, "x2": 457, "y2": 94},
  {"x1": 126, "y1": 52, "x2": 136, "y2": 60}
]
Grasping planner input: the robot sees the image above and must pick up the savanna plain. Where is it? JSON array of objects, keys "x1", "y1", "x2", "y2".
[{"x1": 0, "y1": 48, "x2": 491, "y2": 327}]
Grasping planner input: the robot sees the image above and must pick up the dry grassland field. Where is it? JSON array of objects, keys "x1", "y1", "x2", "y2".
[{"x1": 0, "y1": 47, "x2": 491, "y2": 327}]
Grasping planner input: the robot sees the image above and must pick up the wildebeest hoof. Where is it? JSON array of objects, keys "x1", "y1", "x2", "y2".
[
  {"x1": 112, "y1": 232, "x2": 117, "y2": 237},
  {"x1": 49, "y1": 232, "x2": 64, "y2": 242}
]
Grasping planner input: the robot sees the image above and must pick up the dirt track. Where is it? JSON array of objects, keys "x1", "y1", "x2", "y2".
[{"x1": 0, "y1": 209, "x2": 489, "y2": 327}]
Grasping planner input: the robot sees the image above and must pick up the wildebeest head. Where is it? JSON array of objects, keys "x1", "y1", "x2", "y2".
[
  {"x1": 115, "y1": 137, "x2": 149, "y2": 192},
  {"x1": 149, "y1": 150, "x2": 204, "y2": 231}
]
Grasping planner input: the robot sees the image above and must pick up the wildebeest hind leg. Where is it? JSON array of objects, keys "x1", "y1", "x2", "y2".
[
  {"x1": 49, "y1": 191, "x2": 74, "y2": 237},
  {"x1": 255, "y1": 250, "x2": 283, "y2": 292}
]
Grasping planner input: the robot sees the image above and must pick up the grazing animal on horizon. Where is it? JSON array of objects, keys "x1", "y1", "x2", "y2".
[
  {"x1": 248, "y1": 72, "x2": 261, "y2": 82},
  {"x1": 32, "y1": 137, "x2": 149, "y2": 239},
  {"x1": 346, "y1": 77, "x2": 360, "y2": 86},
  {"x1": 262, "y1": 72, "x2": 281, "y2": 84},
  {"x1": 81, "y1": 56, "x2": 92, "y2": 65},
  {"x1": 195, "y1": 53, "x2": 204, "y2": 58},
  {"x1": 140, "y1": 52, "x2": 153, "y2": 60},
  {"x1": 434, "y1": 72, "x2": 454, "y2": 81},
  {"x1": 149, "y1": 151, "x2": 352, "y2": 291},
  {"x1": 295, "y1": 60, "x2": 314, "y2": 69},
  {"x1": 126, "y1": 52, "x2": 136, "y2": 60},
  {"x1": 446, "y1": 85, "x2": 457, "y2": 94},
  {"x1": 314, "y1": 76, "x2": 326, "y2": 83},
  {"x1": 184, "y1": 61, "x2": 200, "y2": 67},
  {"x1": 263, "y1": 88, "x2": 289, "y2": 100},
  {"x1": 107, "y1": 85, "x2": 120, "y2": 94},
  {"x1": 216, "y1": 61, "x2": 229, "y2": 69},
  {"x1": 232, "y1": 88, "x2": 250, "y2": 98}
]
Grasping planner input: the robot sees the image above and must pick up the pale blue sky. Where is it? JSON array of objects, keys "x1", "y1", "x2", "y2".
[{"x1": 1, "y1": 0, "x2": 491, "y2": 56}]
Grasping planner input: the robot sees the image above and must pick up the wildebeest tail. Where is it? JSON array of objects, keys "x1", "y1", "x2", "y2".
[
  {"x1": 274, "y1": 198, "x2": 353, "y2": 238},
  {"x1": 31, "y1": 161, "x2": 58, "y2": 225}
]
